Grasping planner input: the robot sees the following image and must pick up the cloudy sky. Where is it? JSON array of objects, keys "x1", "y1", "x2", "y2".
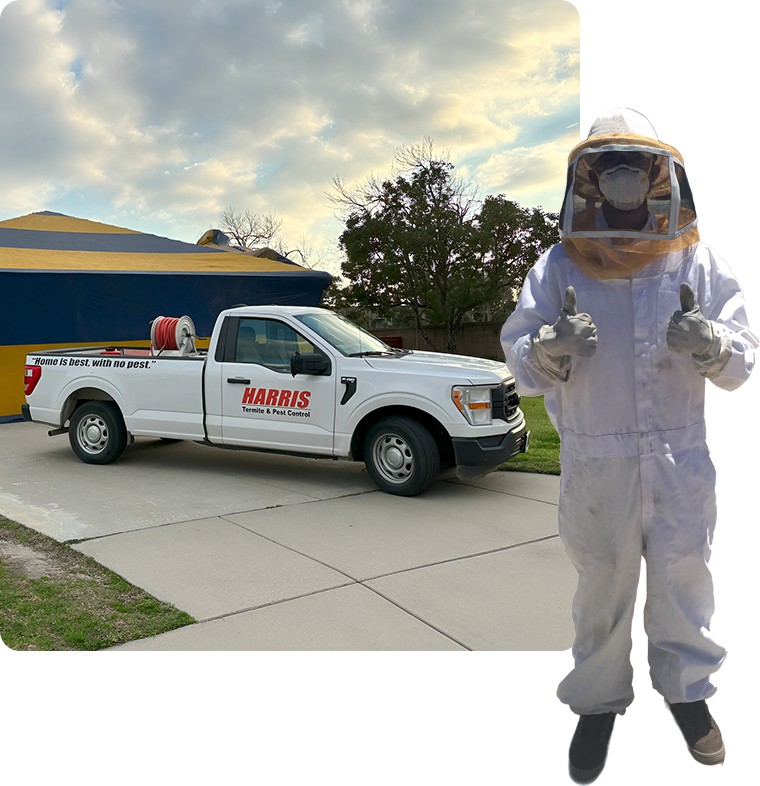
[{"x1": 0, "y1": 0, "x2": 579, "y2": 271}]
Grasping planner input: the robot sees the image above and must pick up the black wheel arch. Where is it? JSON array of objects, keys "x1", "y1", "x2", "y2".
[
  {"x1": 351, "y1": 405, "x2": 454, "y2": 466},
  {"x1": 62, "y1": 387, "x2": 119, "y2": 427}
]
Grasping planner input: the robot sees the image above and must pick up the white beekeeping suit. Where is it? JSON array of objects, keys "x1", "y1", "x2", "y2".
[{"x1": 501, "y1": 109, "x2": 757, "y2": 727}]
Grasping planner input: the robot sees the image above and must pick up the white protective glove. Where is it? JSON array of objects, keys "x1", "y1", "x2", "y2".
[
  {"x1": 666, "y1": 283, "x2": 732, "y2": 377},
  {"x1": 529, "y1": 286, "x2": 597, "y2": 380}
]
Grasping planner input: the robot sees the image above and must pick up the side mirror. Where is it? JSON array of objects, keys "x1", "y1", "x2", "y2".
[{"x1": 291, "y1": 351, "x2": 331, "y2": 376}]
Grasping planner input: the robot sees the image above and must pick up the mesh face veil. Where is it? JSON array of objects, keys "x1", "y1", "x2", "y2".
[{"x1": 558, "y1": 108, "x2": 699, "y2": 280}]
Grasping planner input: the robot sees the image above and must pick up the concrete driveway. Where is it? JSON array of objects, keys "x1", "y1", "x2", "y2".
[{"x1": 0, "y1": 420, "x2": 575, "y2": 651}]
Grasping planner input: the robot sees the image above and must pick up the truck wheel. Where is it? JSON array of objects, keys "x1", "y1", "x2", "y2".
[
  {"x1": 69, "y1": 402, "x2": 128, "y2": 465},
  {"x1": 364, "y1": 416, "x2": 440, "y2": 496}
]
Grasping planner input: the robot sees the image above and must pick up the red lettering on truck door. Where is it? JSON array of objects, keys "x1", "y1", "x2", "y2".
[
  {"x1": 297, "y1": 391, "x2": 311, "y2": 408},
  {"x1": 277, "y1": 390, "x2": 292, "y2": 407},
  {"x1": 242, "y1": 388, "x2": 256, "y2": 404},
  {"x1": 266, "y1": 389, "x2": 279, "y2": 406}
]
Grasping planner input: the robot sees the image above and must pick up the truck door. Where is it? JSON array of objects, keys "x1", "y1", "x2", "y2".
[{"x1": 220, "y1": 317, "x2": 336, "y2": 454}]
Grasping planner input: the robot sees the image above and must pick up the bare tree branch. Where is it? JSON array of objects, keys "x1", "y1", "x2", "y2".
[
  {"x1": 274, "y1": 232, "x2": 329, "y2": 270},
  {"x1": 218, "y1": 206, "x2": 282, "y2": 251}
]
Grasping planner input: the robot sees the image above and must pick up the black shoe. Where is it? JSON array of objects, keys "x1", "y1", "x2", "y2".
[
  {"x1": 667, "y1": 700, "x2": 725, "y2": 765},
  {"x1": 568, "y1": 712, "x2": 616, "y2": 783}
]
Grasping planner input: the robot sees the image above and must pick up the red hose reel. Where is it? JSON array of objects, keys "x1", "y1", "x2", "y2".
[{"x1": 150, "y1": 315, "x2": 197, "y2": 355}]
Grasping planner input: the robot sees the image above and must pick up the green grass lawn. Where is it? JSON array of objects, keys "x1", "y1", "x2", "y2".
[
  {"x1": 500, "y1": 395, "x2": 561, "y2": 475},
  {"x1": 0, "y1": 516, "x2": 195, "y2": 651}
]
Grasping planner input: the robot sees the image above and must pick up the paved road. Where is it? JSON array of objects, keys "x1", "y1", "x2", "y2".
[{"x1": 0, "y1": 420, "x2": 575, "y2": 650}]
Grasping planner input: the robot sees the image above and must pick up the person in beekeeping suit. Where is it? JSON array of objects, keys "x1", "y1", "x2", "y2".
[{"x1": 500, "y1": 108, "x2": 756, "y2": 783}]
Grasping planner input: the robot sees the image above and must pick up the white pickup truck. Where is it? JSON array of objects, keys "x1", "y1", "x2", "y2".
[{"x1": 22, "y1": 306, "x2": 529, "y2": 496}]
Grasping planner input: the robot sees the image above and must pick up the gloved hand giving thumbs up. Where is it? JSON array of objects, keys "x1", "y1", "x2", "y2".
[
  {"x1": 539, "y1": 286, "x2": 598, "y2": 358},
  {"x1": 666, "y1": 283, "x2": 714, "y2": 355}
]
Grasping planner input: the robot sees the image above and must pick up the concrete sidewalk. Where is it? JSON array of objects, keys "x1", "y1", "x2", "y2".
[{"x1": 0, "y1": 421, "x2": 575, "y2": 651}]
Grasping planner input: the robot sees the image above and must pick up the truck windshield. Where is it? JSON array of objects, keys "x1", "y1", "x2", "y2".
[{"x1": 294, "y1": 311, "x2": 395, "y2": 357}]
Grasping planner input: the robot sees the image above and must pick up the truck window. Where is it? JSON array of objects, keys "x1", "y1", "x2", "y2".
[
  {"x1": 235, "y1": 318, "x2": 314, "y2": 373},
  {"x1": 294, "y1": 311, "x2": 392, "y2": 356}
]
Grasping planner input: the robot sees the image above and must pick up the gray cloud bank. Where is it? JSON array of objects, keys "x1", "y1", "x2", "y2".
[{"x1": 0, "y1": 0, "x2": 578, "y2": 257}]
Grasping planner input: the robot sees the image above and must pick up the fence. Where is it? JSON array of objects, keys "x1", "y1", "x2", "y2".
[{"x1": 369, "y1": 321, "x2": 506, "y2": 360}]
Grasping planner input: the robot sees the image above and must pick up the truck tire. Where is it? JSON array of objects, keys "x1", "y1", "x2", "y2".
[
  {"x1": 364, "y1": 416, "x2": 440, "y2": 496},
  {"x1": 69, "y1": 402, "x2": 128, "y2": 465}
]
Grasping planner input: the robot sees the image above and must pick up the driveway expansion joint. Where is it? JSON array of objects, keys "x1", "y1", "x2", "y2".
[
  {"x1": 358, "y1": 583, "x2": 472, "y2": 650},
  {"x1": 446, "y1": 478, "x2": 559, "y2": 506},
  {"x1": 221, "y1": 517, "x2": 562, "y2": 587},
  {"x1": 195, "y1": 581, "x2": 358, "y2": 623},
  {"x1": 192, "y1": 579, "x2": 472, "y2": 650}
]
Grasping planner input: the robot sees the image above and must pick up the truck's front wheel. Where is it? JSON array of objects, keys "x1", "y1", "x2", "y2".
[
  {"x1": 69, "y1": 402, "x2": 127, "y2": 465},
  {"x1": 364, "y1": 416, "x2": 440, "y2": 496}
]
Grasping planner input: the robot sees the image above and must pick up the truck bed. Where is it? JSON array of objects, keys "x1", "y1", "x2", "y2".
[
  {"x1": 33, "y1": 346, "x2": 208, "y2": 359},
  {"x1": 27, "y1": 346, "x2": 208, "y2": 439}
]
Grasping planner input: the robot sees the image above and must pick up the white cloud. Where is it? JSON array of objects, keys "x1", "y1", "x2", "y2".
[
  {"x1": 0, "y1": 0, "x2": 578, "y2": 259},
  {"x1": 286, "y1": 13, "x2": 325, "y2": 46},
  {"x1": 470, "y1": 126, "x2": 578, "y2": 212}
]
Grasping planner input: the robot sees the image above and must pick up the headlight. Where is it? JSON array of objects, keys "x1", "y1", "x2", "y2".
[{"x1": 452, "y1": 385, "x2": 494, "y2": 425}]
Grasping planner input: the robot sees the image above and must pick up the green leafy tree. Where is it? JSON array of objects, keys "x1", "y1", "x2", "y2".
[
  {"x1": 318, "y1": 273, "x2": 345, "y2": 310},
  {"x1": 472, "y1": 194, "x2": 560, "y2": 324},
  {"x1": 330, "y1": 140, "x2": 558, "y2": 353}
]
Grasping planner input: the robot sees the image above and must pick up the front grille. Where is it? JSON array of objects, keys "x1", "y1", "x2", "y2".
[{"x1": 492, "y1": 380, "x2": 521, "y2": 422}]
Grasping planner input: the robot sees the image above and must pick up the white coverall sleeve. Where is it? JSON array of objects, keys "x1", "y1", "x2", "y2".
[
  {"x1": 501, "y1": 256, "x2": 569, "y2": 396},
  {"x1": 697, "y1": 253, "x2": 757, "y2": 391}
]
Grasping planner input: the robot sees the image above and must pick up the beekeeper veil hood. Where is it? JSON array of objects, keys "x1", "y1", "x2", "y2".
[{"x1": 559, "y1": 108, "x2": 699, "y2": 280}]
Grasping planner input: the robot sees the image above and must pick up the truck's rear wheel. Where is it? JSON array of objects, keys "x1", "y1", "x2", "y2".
[
  {"x1": 364, "y1": 416, "x2": 440, "y2": 496},
  {"x1": 69, "y1": 402, "x2": 127, "y2": 465}
]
